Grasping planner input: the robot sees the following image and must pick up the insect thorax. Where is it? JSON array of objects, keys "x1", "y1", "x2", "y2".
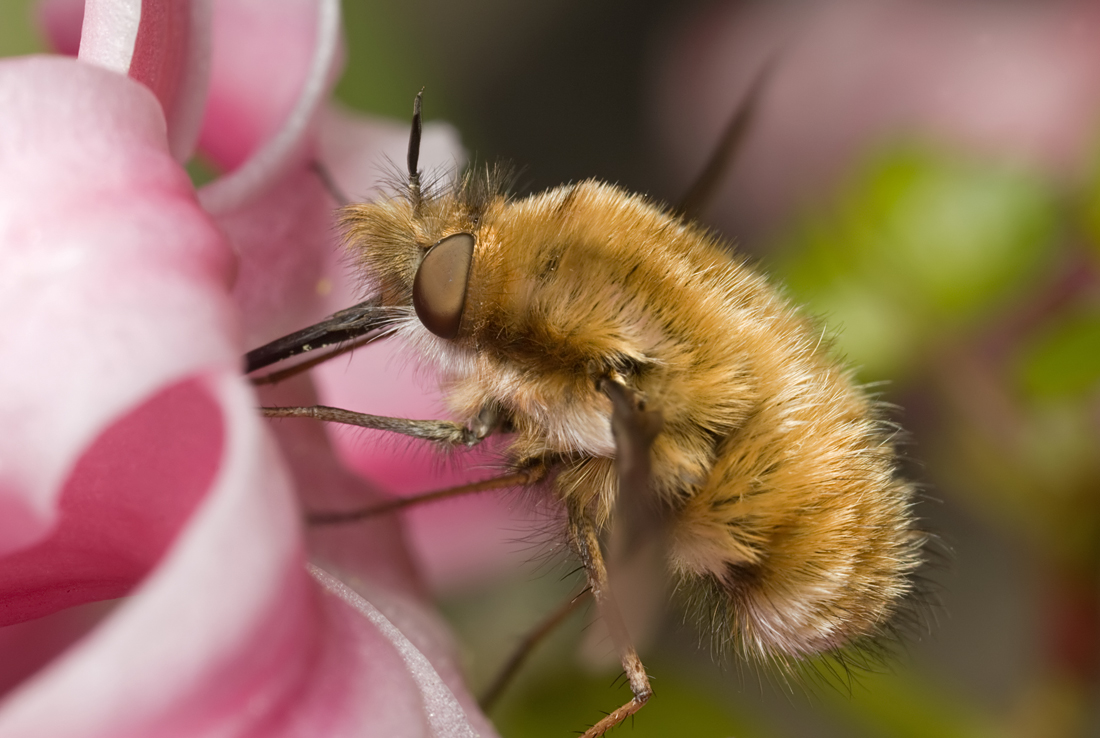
[{"x1": 343, "y1": 175, "x2": 924, "y2": 663}]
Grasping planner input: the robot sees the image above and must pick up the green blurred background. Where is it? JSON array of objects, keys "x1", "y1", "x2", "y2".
[{"x1": 3, "y1": 0, "x2": 1098, "y2": 736}]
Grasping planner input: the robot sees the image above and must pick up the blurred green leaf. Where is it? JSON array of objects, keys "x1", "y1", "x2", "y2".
[
  {"x1": 0, "y1": 0, "x2": 44, "y2": 58},
  {"x1": 824, "y1": 669, "x2": 1000, "y2": 738},
  {"x1": 184, "y1": 155, "x2": 220, "y2": 189},
  {"x1": 1077, "y1": 132, "x2": 1100, "y2": 259},
  {"x1": 873, "y1": 153, "x2": 1054, "y2": 315},
  {"x1": 495, "y1": 662, "x2": 769, "y2": 738},
  {"x1": 1016, "y1": 310, "x2": 1100, "y2": 399},
  {"x1": 777, "y1": 146, "x2": 1060, "y2": 379},
  {"x1": 336, "y1": 0, "x2": 460, "y2": 123}
]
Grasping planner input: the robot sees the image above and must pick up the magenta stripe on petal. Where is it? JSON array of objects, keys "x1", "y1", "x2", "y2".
[
  {"x1": 128, "y1": 0, "x2": 212, "y2": 161},
  {"x1": 0, "y1": 370, "x2": 491, "y2": 737},
  {"x1": 0, "y1": 378, "x2": 223, "y2": 628},
  {"x1": 0, "y1": 373, "x2": 313, "y2": 736},
  {"x1": 77, "y1": 0, "x2": 212, "y2": 162},
  {"x1": 0, "y1": 56, "x2": 235, "y2": 555}
]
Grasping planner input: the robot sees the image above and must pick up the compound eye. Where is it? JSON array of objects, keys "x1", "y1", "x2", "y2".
[{"x1": 413, "y1": 232, "x2": 475, "y2": 339}]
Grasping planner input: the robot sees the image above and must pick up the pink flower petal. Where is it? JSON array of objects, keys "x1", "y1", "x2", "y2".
[
  {"x1": 198, "y1": 0, "x2": 343, "y2": 216},
  {"x1": 40, "y1": 0, "x2": 337, "y2": 175},
  {"x1": 0, "y1": 371, "x2": 491, "y2": 736},
  {"x1": 76, "y1": 0, "x2": 211, "y2": 162},
  {"x1": 259, "y1": 374, "x2": 423, "y2": 600},
  {"x1": 0, "y1": 378, "x2": 222, "y2": 627},
  {"x1": 35, "y1": 0, "x2": 84, "y2": 56},
  {"x1": 0, "y1": 56, "x2": 234, "y2": 557},
  {"x1": 0, "y1": 601, "x2": 116, "y2": 699},
  {"x1": 74, "y1": 0, "x2": 141, "y2": 74},
  {"x1": 311, "y1": 566, "x2": 496, "y2": 738},
  {"x1": 127, "y1": 0, "x2": 211, "y2": 162},
  {"x1": 5, "y1": 9, "x2": 496, "y2": 737},
  {"x1": 220, "y1": 165, "x2": 337, "y2": 347},
  {"x1": 262, "y1": 377, "x2": 496, "y2": 735}
]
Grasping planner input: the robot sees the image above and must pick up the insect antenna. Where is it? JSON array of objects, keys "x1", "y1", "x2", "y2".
[{"x1": 407, "y1": 88, "x2": 424, "y2": 211}]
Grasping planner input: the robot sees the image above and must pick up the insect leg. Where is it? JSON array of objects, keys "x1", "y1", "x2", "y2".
[
  {"x1": 597, "y1": 377, "x2": 664, "y2": 560},
  {"x1": 479, "y1": 588, "x2": 591, "y2": 712},
  {"x1": 594, "y1": 377, "x2": 671, "y2": 663},
  {"x1": 675, "y1": 57, "x2": 776, "y2": 220},
  {"x1": 261, "y1": 405, "x2": 485, "y2": 446},
  {"x1": 309, "y1": 159, "x2": 350, "y2": 206},
  {"x1": 570, "y1": 512, "x2": 652, "y2": 738},
  {"x1": 565, "y1": 377, "x2": 664, "y2": 736},
  {"x1": 306, "y1": 466, "x2": 545, "y2": 525}
]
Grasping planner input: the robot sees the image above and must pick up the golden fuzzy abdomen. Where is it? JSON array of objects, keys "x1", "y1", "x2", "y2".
[{"x1": 439, "y1": 180, "x2": 922, "y2": 660}]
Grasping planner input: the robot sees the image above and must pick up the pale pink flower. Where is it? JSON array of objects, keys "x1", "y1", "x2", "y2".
[{"x1": 0, "y1": 1, "x2": 497, "y2": 735}]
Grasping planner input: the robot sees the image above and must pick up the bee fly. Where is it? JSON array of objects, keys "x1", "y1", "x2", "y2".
[{"x1": 246, "y1": 86, "x2": 926, "y2": 737}]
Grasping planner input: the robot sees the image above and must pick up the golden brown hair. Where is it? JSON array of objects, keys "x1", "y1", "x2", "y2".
[{"x1": 341, "y1": 167, "x2": 925, "y2": 666}]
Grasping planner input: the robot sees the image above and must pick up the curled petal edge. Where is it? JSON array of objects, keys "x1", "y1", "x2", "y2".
[{"x1": 198, "y1": 0, "x2": 343, "y2": 216}]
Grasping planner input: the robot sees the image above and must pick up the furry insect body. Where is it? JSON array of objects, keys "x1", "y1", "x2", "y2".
[{"x1": 341, "y1": 171, "x2": 923, "y2": 663}]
